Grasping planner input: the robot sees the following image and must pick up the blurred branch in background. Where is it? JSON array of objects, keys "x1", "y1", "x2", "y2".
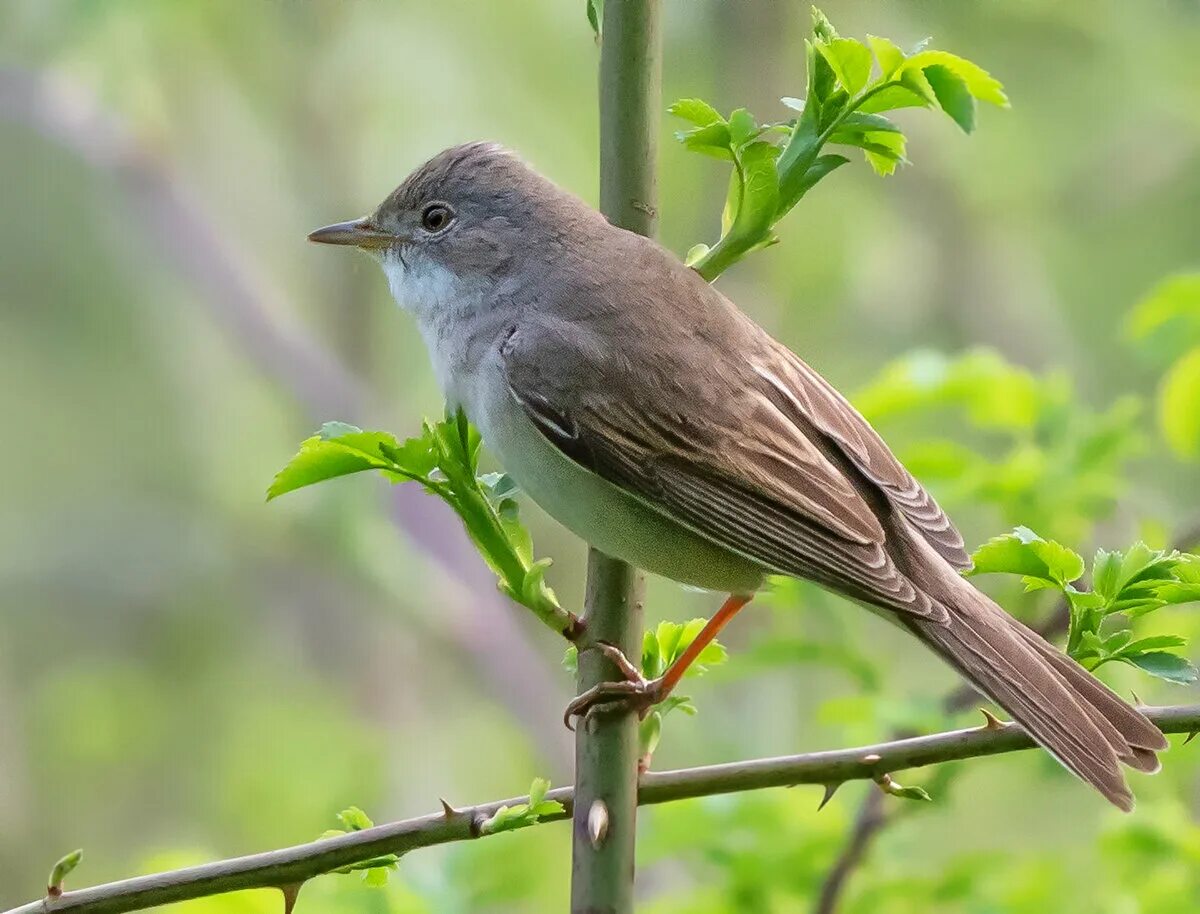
[
  {"x1": 0, "y1": 64, "x2": 572, "y2": 767},
  {"x1": 8, "y1": 704, "x2": 1199, "y2": 914}
]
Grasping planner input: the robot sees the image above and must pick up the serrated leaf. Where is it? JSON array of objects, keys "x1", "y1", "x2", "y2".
[
  {"x1": 968, "y1": 529, "x2": 1055, "y2": 579},
  {"x1": 902, "y1": 50, "x2": 1008, "y2": 106},
  {"x1": 1093, "y1": 548, "x2": 1122, "y2": 602},
  {"x1": 818, "y1": 37, "x2": 873, "y2": 95},
  {"x1": 923, "y1": 64, "x2": 975, "y2": 133},
  {"x1": 1030, "y1": 538, "x2": 1085, "y2": 586},
  {"x1": 811, "y1": 6, "x2": 838, "y2": 43},
  {"x1": 669, "y1": 97, "x2": 724, "y2": 128},
  {"x1": 1120, "y1": 634, "x2": 1187, "y2": 654},
  {"x1": 267, "y1": 433, "x2": 394, "y2": 500},
  {"x1": 867, "y1": 34, "x2": 905, "y2": 78},
  {"x1": 678, "y1": 122, "x2": 734, "y2": 160},
  {"x1": 337, "y1": 806, "x2": 374, "y2": 831},
  {"x1": 528, "y1": 777, "x2": 549, "y2": 807},
  {"x1": 727, "y1": 107, "x2": 759, "y2": 147},
  {"x1": 1126, "y1": 651, "x2": 1199, "y2": 684}
]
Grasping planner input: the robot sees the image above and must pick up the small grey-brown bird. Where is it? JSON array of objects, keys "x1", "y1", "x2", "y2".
[{"x1": 309, "y1": 142, "x2": 1166, "y2": 809}]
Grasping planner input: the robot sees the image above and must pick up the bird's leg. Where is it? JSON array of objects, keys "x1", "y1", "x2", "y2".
[{"x1": 564, "y1": 593, "x2": 753, "y2": 729}]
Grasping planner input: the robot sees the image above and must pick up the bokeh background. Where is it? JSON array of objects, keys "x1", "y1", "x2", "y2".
[{"x1": 3, "y1": 1, "x2": 1200, "y2": 911}]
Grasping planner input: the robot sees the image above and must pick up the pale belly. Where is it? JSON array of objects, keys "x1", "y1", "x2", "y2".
[{"x1": 464, "y1": 355, "x2": 767, "y2": 595}]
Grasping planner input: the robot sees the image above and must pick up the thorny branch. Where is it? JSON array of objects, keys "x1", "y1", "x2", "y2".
[{"x1": 6, "y1": 705, "x2": 1200, "y2": 914}]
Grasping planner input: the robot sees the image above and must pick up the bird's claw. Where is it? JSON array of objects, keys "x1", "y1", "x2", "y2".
[{"x1": 563, "y1": 641, "x2": 665, "y2": 730}]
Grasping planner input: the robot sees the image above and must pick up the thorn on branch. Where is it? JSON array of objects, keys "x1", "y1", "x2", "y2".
[
  {"x1": 817, "y1": 782, "x2": 843, "y2": 811},
  {"x1": 1130, "y1": 690, "x2": 1144, "y2": 707},
  {"x1": 439, "y1": 798, "x2": 460, "y2": 819},
  {"x1": 978, "y1": 708, "x2": 1006, "y2": 731},
  {"x1": 278, "y1": 882, "x2": 304, "y2": 914},
  {"x1": 587, "y1": 800, "x2": 609, "y2": 849},
  {"x1": 1184, "y1": 731, "x2": 1198, "y2": 745}
]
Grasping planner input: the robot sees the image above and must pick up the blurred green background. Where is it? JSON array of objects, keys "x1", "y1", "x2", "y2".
[{"x1": 2, "y1": 1, "x2": 1200, "y2": 911}]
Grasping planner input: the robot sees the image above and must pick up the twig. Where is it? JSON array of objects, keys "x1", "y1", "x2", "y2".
[{"x1": 5, "y1": 705, "x2": 1198, "y2": 914}]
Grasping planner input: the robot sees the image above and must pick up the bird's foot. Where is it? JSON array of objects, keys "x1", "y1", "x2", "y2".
[{"x1": 563, "y1": 641, "x2": 665, "y2": 730}]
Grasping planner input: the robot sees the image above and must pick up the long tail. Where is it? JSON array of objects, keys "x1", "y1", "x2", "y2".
[{"x1": 903, "y1": 575, "x2": 1166, "y2": 810}]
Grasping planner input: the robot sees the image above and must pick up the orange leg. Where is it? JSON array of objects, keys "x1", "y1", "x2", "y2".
[
  {"x1": 564, "y1": 593, "x2": 754, "y2": 728},
  {"x1": 659, "y1": 593, "x2": 753, "y2": 695}
]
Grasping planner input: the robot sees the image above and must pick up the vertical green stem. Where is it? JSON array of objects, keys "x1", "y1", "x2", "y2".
[{"x1": 570, "y1": 2, "x2": 660, "y2": 912}]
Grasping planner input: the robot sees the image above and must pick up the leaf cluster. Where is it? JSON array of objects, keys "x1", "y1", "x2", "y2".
[
  {"x1": 318, "y1": 807, "x2": 398, "y2": 887},
  {"x1": 969, "y1": 528, "x2": 1200, "y2": 683},
  {"x1": 478, "y1": 778, "x2": 565, "y2": 836},
  {"x1": 268, "y1": 414, "x2": 570, "y2": 635},
  {"x1": 671, "y1": 6, "x2": 1008, "y2": 280}
]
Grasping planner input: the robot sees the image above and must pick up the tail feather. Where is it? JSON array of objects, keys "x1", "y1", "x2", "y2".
[{"x1": 904, "y1": 583, "x2": 1165, "y2": 811}]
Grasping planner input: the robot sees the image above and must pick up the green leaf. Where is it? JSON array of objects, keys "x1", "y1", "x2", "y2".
[
  {"x1": 562, "y1": 645, "x2": 578, "y2": 674},
  {"x1": 267, "y1": 431, "x2": 395, "y2": 500},
  {"x1": 811, "y1": 6, "x2": 838, "y2": 43},
  {"x1": 336, "y1": 806, "x2": 374, "y2": 831},
  {"x1": 817, "y1": 38, "x2": 873, "y2": 95},
  {"x1": 1125, "y1": 651, "x2": 1199, "y2": 684},
  {"x1": 858, "y1": 83, "x2": 931, "y2": 114},
  {"x1": 967, "y1": 528, "x2": 1053, "y2": 578},
  {"x1": 529, "y1": 777, "x2": 550, "y2": 807},
  {"x1": 639, "y1": 711, "x2": 663, "y2": 760},
  {"x1": 898, "y1": 67, "x2": 938, "y2": 106},
  {"x1": 923, "y1": 64, "x2": 975, "y2": 133},
  {"x1": 727, "y1": 107, "x2": 760, "y2": 147},
  {"x1": 901, "y1": 50, "x2": 1009, "y2": 106},
  {"x1": 677, "y1": 122, "x2": 734, "y2": 160},
  {"x1": 669, "y1": 98, "x2": 724, "y2": 128},
  {"x1": 586, "y1": 0, "x2": 603, "y2": 38},
  {"x1": 362, "y1": 865, "x2": 392, "y2": 888},
  {"x1": 1120, "y1": 634, "x2": 1187, "y2": 654},
  {"x1": 967, "y1": 527, "x2": 1082, "y2": 586},
  {"x1": 722, "y1": 140, "x2": 779, "y2": 249},
  {"x1": 867, "y1": 34, "x2": 905, "y2": 78},
  {"x1": 1159, "y1": 347, "x2": 1200, "y2": 458}
]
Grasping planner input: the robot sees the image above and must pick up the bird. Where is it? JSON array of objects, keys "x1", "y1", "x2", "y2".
[{"x1": 308, "y1": 141, "x2": 1166, "y2": 810}]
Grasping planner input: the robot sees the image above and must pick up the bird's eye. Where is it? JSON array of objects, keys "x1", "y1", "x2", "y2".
[{"x1": 421, "y1": 203, "x2": 453, "y2": 233}]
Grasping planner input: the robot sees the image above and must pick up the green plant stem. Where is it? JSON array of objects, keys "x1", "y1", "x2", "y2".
[
  {"x1": 11, "y1": 705, "x2": 1200, "y2": 914},
  {"x1": 571, "y1": 2, "x2": 661, "y2": 911}
]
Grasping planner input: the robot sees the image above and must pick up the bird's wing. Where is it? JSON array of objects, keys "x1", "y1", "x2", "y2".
[{"x1": 501, "y1": 319, "x2": 959, "y2": 621}]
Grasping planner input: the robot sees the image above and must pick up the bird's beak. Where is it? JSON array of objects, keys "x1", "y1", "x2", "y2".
[{"x1": 307, "y1": 217, "x2": 399, "y2": 250}]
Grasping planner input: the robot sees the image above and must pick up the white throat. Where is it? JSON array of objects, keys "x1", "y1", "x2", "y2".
[{"x1": 377, "y1": 249, "x2": 490, "y2": 409}]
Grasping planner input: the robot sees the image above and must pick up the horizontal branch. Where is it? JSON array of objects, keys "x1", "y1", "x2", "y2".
[{"x1": 8, "y1": 705, "x2": 1199, "y2": 914}]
